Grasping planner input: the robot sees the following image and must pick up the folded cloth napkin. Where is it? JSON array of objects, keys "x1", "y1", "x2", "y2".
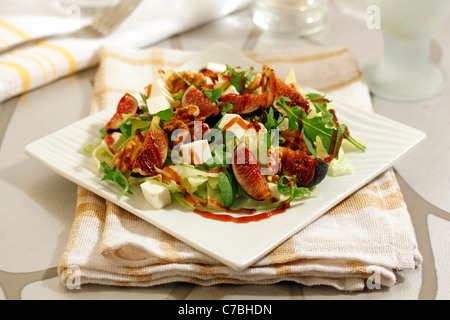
[
  {"x1": 0, "y1": 0, "x2": 251, "y2": 103},
  {"x1": 57, "y1": 45, "x2": 422, "y2": 292}
]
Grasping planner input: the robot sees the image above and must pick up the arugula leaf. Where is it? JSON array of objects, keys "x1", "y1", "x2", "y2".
[
  {"x1": 229, "y1": 73, "x2": 243, "y2": 94},
  {"x1": 101, "y1": 162, "x2": 133, "y2": 200},
  {"x1": 276, "y1": 97, "x2": 302, "y2": 131},
  {"x1": 243, "y1": 68, "x2": 256, "y2": 88},
  {"x1": 277, "y1": 96, "x2": 334, "y2": 156},
  {"x1": 202, "y1": 88, "x2": 222, "y2": 104},
  {"x1": 217, "y1": 171, "x2": 238, "y2": 208},
  {"x1": 221, "y1": 102, "x2": 233, "y2": 115},
  {"x1": 222, "y1": 65, "x2": 256, "y2": 94},
  {"x1": 119, "y1": 119, "x2": 133, "y2": 139},
  {"x1": 222, "y1": 64, "x2": 240, "y2": 77},
  {"x1": 277, "y1": 175, "x2": 311, "y2": 204},
  {"x1": 115, "y1": 109, "x2": 174, "y2": 152},
  {"x1": 211, "y1": 103, "x2": 234, "y2": 130},
  {"x1": 140, "y1": 92, "x2": 148, "y2": 103},
  {"x1": 277, "y1": 95, "x2": 364, "y2": 157},
  {"x1": 301, "y1": 112, "x2": 337, "y2": 157},
  {"x1": 99, "y1": 126, "x2": 107, "y2": 139},
  {"x1": 139, "y1": 92, "x2": 149, "y2": 113},
  {"x1": 203, "y1": 143, "x2": 232, "y2": 169},
  {"x1": 264, "y1": 107, "x2": 284, "y2": 130},
  {"x1": 306, "y1": 93, "x2": 366, "y2": 154},
  {"x1": 154, "y1": 108, "x2": 175, "y2": 123}
]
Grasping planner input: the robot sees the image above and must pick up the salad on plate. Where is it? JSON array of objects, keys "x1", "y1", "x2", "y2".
[{"x1": 85, "y1": 63, "x2": 366, "y2": 223}]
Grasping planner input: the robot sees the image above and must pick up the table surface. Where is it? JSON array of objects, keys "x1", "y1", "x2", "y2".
[{"x1": 0, "y1": 0, "x2": 449, "y2": 300}]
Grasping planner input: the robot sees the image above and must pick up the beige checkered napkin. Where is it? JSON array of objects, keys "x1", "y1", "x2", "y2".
[{"x1": 58, "y1": 45, "x2": 422, "y2": 292}]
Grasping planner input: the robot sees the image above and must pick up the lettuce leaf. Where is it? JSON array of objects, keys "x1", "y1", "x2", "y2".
[
  {"x1": 92, "y1": 141, "x2": 114, "y2": 172},
  {"x1": 327, "y1": 149, "x2": 354, "y2": 177}
]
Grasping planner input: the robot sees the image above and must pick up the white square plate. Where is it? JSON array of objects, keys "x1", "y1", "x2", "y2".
[{"x1": 25, "y1": 43, "x2": 426, "y2": 271}]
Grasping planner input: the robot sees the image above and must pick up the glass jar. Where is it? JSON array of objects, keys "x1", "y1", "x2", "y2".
[{"x1": 252, "y1": 0, "x2": 329, "y2": 36}]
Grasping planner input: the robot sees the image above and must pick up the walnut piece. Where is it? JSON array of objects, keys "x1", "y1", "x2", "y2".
[
  {"x1": 175, "y1": 104, "x2": 200, "y2": 119},
  {"x1": 249, "y1": 72, "x2": 267, "y2": 91},
  {"x1": 164, "y1": 118, "x2": 191, "y2": 148},
  {"x1": 161, "y1": 70, "x2": 206, "y2": 93},
  {"x1": 113, "y1": 135, "x2": 144, "y2": 173},
  {"x1": 266, "y1": 146, "x2": 282, "y2": 176}
]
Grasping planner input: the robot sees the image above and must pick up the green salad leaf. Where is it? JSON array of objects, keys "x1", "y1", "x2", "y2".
[
  {"x1": 101, "y1": 162, "x2": 133, "y2": 200},
  {"x1": 301, "y1": 111, "x2": 338, "y2": 158},
  {"x1": 222, "y1": 65, "x2": 256, "y2": 94},
  {"x1": 277, "y1": 176, "x2": 311, "y2": 204},
  {"x1": 217, "y1": 171, "x2": 239, "y2": 208},
  {"x1": 276, "y1": 94, "x2": 366, "y2": 158},
  {"x1": 276, "y1": 97, "x2": 302, "y2": 131},
  {"x1": 202, "y1": 88, "x2": 222, "y2": 104},
  {"x1": 154, "y1": 108, "x2": 175, "y2": 123},
  {"x1": 115, "y1": 109, "x2": 174, "y2": 152},
  {"x1": 306, "y1": 93, "x2": 366, "y2": 154}
]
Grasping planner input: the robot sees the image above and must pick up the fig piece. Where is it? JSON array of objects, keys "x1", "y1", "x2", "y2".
[
  {"x1": 232, "y1": 143, "x2": 271, "y2": 201},
  {"x1": 106, "y1": 93, "x2": 139, "y2": 132},
  {"x1": 305, "y1": 159, "x2": 329, "y2": 188},
  {"x1": 182, "y1": 86, "x2": 220, "y2": 118},
  {"x1": 132, "y1": 116, "x2": 169, "y2": 177},
  {"x1": 220, "y1": 91, "x2": 275, "y2": 115},
  {"x1": 265, "y1": 66, "x2": 310, "y2": 112},
  {"x1": 281, "y1": 148, "x2": 329, "y2": 188}
]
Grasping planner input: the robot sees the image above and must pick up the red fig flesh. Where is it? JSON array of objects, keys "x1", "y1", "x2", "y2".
[
  {"x1": 106, "y1": 93, "x2": 139, "y2": 132},
  {"x1": 220, "y1": 91, "x2": 275, "y2": 115},
  {"x1": 132, "y1": 116, "x2": 169, "y2": 177},
  {"x1": 232, "y1": 143, "x2": 271, "y2": 201},
  {"x1": 281, "y1": 148, "x2": 328, "y2": 188},
  {"x1": 182, "y1": 86, "x2": 220, "y2": 118},
  {"x1": 266, "y1": 67, "x2": 309, "y2": 112}
]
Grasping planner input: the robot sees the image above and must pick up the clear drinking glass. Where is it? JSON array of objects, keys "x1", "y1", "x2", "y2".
[
  {"x1": 59, "y1": 0, "x2": 119, "y2": 15},
  {"x1": 363, "y1": 0, "x2": 450, "y2": 102},
  {"x1": 252, "y1": 0, "x2": 329, "y2": 36}
]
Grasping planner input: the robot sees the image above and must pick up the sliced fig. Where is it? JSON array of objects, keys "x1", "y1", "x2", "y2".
[
  {"x1": 281, "y1": 148, "x2": 329, "y2": 188},
  {"x1": 266, "y1": 67, "x2": 310, "y2": 112},
  {"x1": 181, "y1": 86, "x2": 220, "y2": 118},
  {"x1": 105, "y1": 93, "x2": 139, "y2": 132},
  {"x1": 305, "y1": 159, "x2": 329, "y2": 188},
  {"x1": 132, "y1": 116, "x2": 169, "y2": 177},
  {"x1": 220, "y1": 91, "x2": 275, "y2": 115},
  {"x1": 232, "y1": 143, "x2": 271, "y2": 201}
]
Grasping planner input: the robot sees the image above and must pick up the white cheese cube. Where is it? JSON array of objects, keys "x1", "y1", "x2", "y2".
[
  {"x1": 223, "y1": 85, "x2": 240, "y2": 96},
  {"x1": 141, "y1": 180, "x2": 172, "y2": 210},
  {"x1": 180, "y1": 140, "x2": 213, "y2": 165},
  {"x1": 110, "y1": 132, "x2": 126, "y2": 151},
  {"x1": 218, "y1": 114, "x2": 247, "y2": 140},
  {"x1": 147, "y1": 95, "x2": 171, "y2": 114},
  {"x1": 150, "y1": 79, "x2": 173, "y2": 102},
  {"x1": 243, "y1": 123, "x2": 267, "y2": 146},
  {"x1": 207, "y1": 62, "x2": 227, "y2": 74}
]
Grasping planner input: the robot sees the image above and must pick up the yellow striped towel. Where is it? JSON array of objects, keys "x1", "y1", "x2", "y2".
[
  {"x1": 58, "y1": 45, "x2": 422, "y2": 292},
  {"x1": 0, "y1": 0, "x2": 251, "y2": 103}
]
